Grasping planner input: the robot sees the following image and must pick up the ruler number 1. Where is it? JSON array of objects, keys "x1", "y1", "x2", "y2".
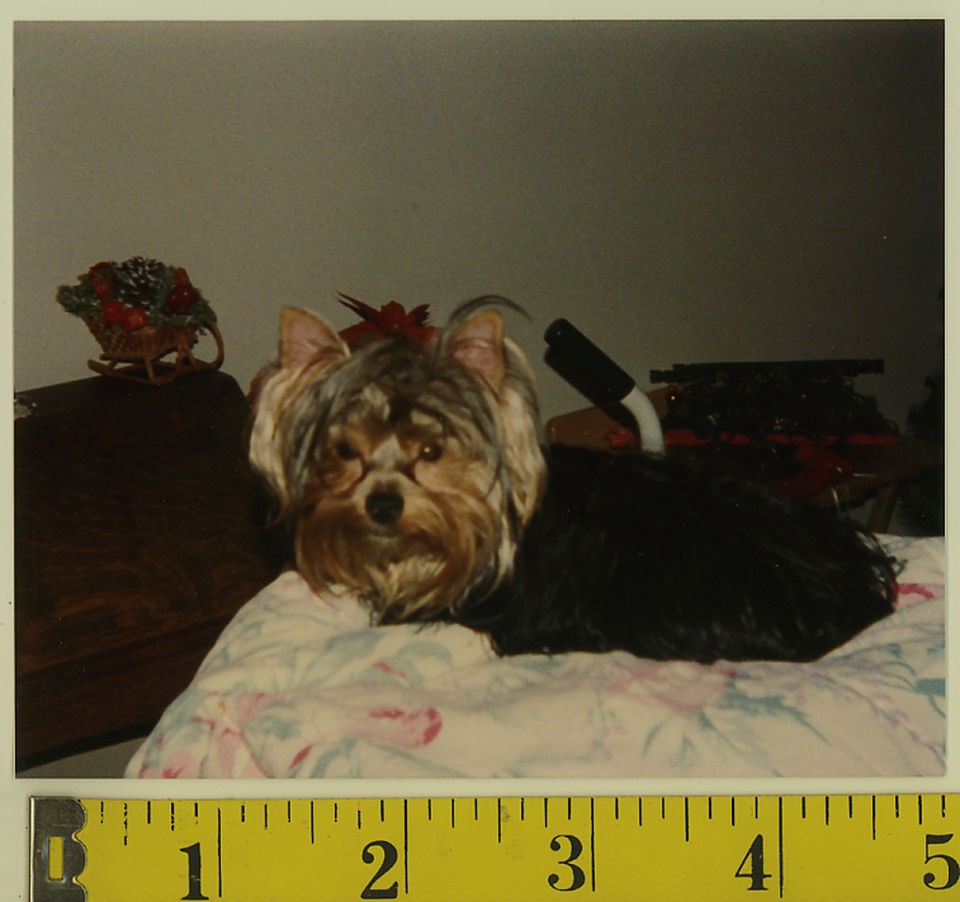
[{"x1": 179, "y1": 843, "x2": 210, "y2": 901}]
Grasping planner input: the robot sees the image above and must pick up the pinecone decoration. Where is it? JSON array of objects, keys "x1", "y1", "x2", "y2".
[{"x1": 115, "y1": 256, "x2": 166, "y2": 303}]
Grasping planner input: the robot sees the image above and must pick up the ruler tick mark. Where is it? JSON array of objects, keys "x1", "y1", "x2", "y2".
[
  {"x1": 778, "y1": 796, "x2": 785, "y2": 900},
  {"x1": 403, "y1": 799, "x2": 410, "y2": 895},
  {"x1": 590, "y1": 797, "x2": 597, "y2": 892},
  {"x1": 217, "y1": 806, "x2": 223, "y2": 899}
]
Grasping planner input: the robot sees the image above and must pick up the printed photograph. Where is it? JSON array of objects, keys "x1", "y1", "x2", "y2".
[{"x1": 13, "y1": 19, "x2": 944, "y2": 780}]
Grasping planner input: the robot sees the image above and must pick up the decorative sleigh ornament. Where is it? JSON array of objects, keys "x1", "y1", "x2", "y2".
[
  {"x1": 81, "y1": 314, "x2": 224, "y2": 385},
  {"x1": 57, "y1": 256, "x2": 223, "y2": 385}
]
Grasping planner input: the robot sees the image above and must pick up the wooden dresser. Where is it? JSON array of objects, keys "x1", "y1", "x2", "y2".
[{"x1": 15, "y1": 371, "x2": 276, "y2": 770}]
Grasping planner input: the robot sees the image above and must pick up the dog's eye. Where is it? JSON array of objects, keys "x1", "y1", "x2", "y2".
[
  {"x1": 419, "y1": 443, "x2": 442, "y2": 462},
  {"x1": 335, "y1": 441, "x2": 360, "y2": 461}
]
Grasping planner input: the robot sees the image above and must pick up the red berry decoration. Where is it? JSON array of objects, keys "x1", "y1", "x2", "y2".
[
  {"x1": 100, "y1": 300, "x2": 126, "y2": 326},
  {"x1": 164, "y1": 284, "x2": 199, "y2": 315},
  {"x1": 121, "y1": 306, "x2": 150, "y2": 332}
]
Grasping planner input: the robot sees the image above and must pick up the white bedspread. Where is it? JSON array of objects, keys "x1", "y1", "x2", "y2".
[{"x1": 126, "y1": 536, "x2": 945, "y2": 778}]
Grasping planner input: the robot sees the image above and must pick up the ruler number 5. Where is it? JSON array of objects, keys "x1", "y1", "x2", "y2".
[{"x1": 924, "y1": 834, "x2": 960, "y2": 891}]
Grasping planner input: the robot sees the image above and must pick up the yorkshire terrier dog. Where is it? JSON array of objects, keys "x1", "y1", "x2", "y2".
[{"x1": 249, "y1": 298, "x2": 897, "y2": 663}]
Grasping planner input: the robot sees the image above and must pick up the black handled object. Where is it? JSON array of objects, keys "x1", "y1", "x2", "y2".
[
  {"x1": 544, "y1": 317, "x2": 665, "y2": 453},
  {"x1": 544, "y1": 318, "x2": 636, "y2": 403}
]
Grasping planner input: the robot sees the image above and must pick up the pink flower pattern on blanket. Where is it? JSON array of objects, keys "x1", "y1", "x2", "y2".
[
  {"x1": 368, "y1": 707, "x2": 443, "y2": 745},
  {"x1": 288, "y1": 706, "x2": 442, "y2": 771},
  {"x1": 607, "y1": 661, "x2": 736, "y2": 713},
  {"x1": 898, "y1": 582, "x2": 945, "y2": 607}
]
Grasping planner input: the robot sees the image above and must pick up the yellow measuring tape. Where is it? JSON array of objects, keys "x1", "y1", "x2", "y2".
[{"x1": 30, "y1": 793, "x2": 960, "y2": 900}]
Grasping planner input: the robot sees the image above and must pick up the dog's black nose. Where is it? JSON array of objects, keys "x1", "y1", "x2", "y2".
[{"x1": 366, "y1": 491, "x2": 404, "y2": 525}]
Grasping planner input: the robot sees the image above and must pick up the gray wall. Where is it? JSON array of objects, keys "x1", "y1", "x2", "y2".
[{"x1": 14, "y1": 20, "x2": 943, "y2": 429}]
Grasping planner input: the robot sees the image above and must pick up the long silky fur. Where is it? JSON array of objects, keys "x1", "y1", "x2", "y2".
[{"x1": 453, "y1": 445, "x2": 898, "y2": 662}]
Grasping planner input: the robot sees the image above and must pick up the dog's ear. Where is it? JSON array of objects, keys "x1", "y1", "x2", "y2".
[
  {"x1": 442, "y1": 305, "x2": 546, "y2": 528},
  {"x1": 279, "y1": 307, "x2": 349, "y2": 372},
  {"x1": 443, "y1": 309, "x2": 506, "y2": 391}
]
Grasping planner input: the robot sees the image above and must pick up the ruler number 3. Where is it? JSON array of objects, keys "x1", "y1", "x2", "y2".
[{"x1": 548, "y1": 834, "x2": 587, "y2": 892}]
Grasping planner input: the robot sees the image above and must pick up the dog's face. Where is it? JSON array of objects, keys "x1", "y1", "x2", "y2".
[{"x1": 249, "y1": 302, "x2": 546, "y2": 622}]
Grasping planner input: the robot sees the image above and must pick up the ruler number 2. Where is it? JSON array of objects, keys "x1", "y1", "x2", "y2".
[{"x1": 360, "y1": 840, "x2": 400, "y2": 899}]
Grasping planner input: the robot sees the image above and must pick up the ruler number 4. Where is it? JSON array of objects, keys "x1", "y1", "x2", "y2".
[{"x1": 735, "y1": 834, "x2": 771, "y2": 892}]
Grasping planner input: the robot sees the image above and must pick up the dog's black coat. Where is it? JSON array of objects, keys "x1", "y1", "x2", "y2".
[{"x1": 453, "y1": 445, "x2": 898, "y2": 662}]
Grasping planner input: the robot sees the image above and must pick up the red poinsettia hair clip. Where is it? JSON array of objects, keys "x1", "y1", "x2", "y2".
[{"x1": 337, "y1": 293, "x2": 438, "y2": 348}]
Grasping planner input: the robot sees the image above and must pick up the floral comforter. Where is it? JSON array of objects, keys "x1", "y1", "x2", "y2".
[{"x1": 126, "y1": 536, "x2": 945, "y2": 779}]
